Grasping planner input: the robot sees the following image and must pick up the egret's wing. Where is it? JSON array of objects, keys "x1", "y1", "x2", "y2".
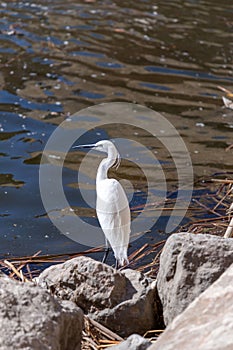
[
  {"x1": 96, "y1": 178, "x2": 130, "y2": 262},
  {"x1": 96, "y1": 178, "x2": 129, "y2": 216}
]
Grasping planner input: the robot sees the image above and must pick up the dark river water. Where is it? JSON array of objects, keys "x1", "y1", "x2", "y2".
[{"x1": 0, "y1": 0, "x2": 233, "y2": 259}]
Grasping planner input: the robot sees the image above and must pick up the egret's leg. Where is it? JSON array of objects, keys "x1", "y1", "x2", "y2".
[
  {"x1": 102, "y1": 239, "x2": 110, "y2": 264},
  {"x1": 102, "y1": 247, "x2": 110, "y2": 264},
  {"x1": 115, "y1": 259, "x2": 119, "y2": 270}
]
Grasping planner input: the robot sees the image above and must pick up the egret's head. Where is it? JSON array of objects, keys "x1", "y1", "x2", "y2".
[
  {"x1": 73, "y1": 139, "x2": 120, "y2": 168},
  {"x1": 94, "y1": 140, "x2": 116, "y2": 153},
  {"x1": 94, "y1": 140, "x2": 120, "y2": 168}
]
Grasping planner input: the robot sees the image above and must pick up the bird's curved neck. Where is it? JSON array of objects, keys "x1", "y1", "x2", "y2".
[{"x1": 96, "y1": 153, "x2": 118, "y2": 183}]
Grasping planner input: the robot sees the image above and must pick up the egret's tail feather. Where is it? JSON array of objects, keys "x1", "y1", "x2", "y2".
[{"x1": 114, "y1": 248, "x2": 129, "y2": 267}]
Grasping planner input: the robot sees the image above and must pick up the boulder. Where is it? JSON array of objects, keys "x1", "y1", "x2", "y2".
[
  {"x1": 148, "y1": 263, "x2": 233, "y2": 350},
  {"x1": 0, "y1": 274, "x2": 83, "y2": 350},
  {"x1": 111, "y1": 334, "x2": 152, "y2": 350},
  {"x1": 157, "y1": 232, "x2": 233, "y2": 325},
  {"x1": 37, "y1": 256, "x2": 157, "y2": 337}
]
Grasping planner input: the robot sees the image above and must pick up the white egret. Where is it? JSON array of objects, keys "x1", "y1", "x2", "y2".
[{"x1": 73, "y1": 140, "x2": 131, "y2": 268}]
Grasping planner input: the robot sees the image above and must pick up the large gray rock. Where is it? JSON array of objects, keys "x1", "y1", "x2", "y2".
[
  {"x1": 37, "y1": 256, "x2": 157, "y2": 337},
  {"x1": 111, "y1": 334, "x2": 152, "y2": 350},
  {"x1": 157, "y1": 232, "x2": 233, "y2": 325},
  {"x1": 0, "y1": 275, "x2": 83, "y2": 350},
  {"x1": 148, "y1": 263, "x2": 233, "y2": 350}
]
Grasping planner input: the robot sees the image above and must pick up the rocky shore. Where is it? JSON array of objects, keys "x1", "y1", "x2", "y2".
[{"x1": 0, "y1": 232, "x2": 232, "y2": 350}]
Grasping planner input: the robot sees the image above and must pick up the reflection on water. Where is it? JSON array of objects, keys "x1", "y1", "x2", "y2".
[{"x1": 0, "y1": 0, "x2": 233, "y2": 258}]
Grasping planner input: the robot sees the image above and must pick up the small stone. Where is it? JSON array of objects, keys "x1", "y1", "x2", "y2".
[{"x1": 111, "y1": 334, "x2": 152, "y2": 350}]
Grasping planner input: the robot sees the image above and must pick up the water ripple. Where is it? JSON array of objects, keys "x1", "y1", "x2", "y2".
[{"x1": 1, "y1": 0, "x2": 233, "y2": 257}]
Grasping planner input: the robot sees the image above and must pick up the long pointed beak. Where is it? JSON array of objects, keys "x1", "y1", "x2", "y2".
[{"x1": 73, "y1": 144, "x2": 96, "y2": 149}]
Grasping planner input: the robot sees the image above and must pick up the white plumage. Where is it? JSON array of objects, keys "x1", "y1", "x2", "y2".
[
  {"x1": 96, "y1": 177, "x2": 130, "y2": 266},
  {"x1": 74, "y1": 140, "x2": 131, "y2": 267}
]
